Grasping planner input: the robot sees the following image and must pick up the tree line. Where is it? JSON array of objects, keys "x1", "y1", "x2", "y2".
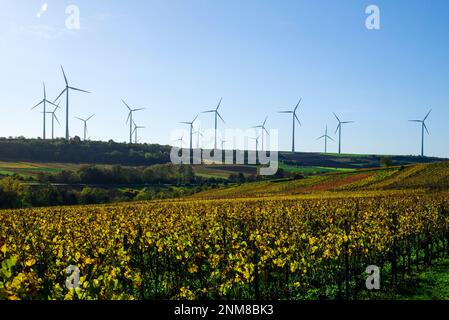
[
  {"x1": 0, "y1": 137, "x2": 172, "y2": 166},
  {"x1": 0, "y1": 176, "x2": 226, "y2": 209}
]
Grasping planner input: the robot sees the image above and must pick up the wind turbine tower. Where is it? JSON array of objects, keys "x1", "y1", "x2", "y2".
[
  {"x1": 32, "y1": 82, "x2": 59, "y2": 139},
  {"x1": 202, "y1": 98, "x2": 224, "y2": 149},
  {"x1": 316, "y1": 125, "x2": 334, "y2": 153},
  {"x1": 44, "y1": 102, "x2": 61, "y2": 140},
  {"x1": 123, "y1": 99, "x2": 145, "y2": 144},
  {"x1": 278, "y1": 99, "x2": 302, "y2": 153},
  {"x1": 54, "y1": 66, "x2": 90, "y2": 140},
  {"x1": 180, "y1": 115, "x2": 198, "y2": 152},
  {"x1": 75, "y1": 114, "x2": 95, "y2": 141},
  {"x1": 409, "y1": 110, "x2": 432, "y2": 157},
  {"x1": 253, "y1": 116, "x2": 269, "y2": 151},
  {"x1": 132, "y1": 121, "x2": 145, "y2": 144},
  {"x1": 333, "y1": 113, "x2": 354, "y2": 154}
]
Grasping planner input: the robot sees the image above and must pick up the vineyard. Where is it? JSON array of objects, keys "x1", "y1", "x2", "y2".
[
  {"x1": 192, "y1": 162, "x2": 449, "y2": 199},
  {"x1": 1, "y1": 162, "x2": 449, "y2": 300}
]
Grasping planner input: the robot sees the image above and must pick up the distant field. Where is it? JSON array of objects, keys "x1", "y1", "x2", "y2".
[
  {"x1": 279, "y1": 163, "x2": 353, "y2": 174},
  {"x1": 0, "y1": 161, "x2": 80, "y2": 178},
  {"x1": 194, "y1": 164, "x2": 257, "y2": 179}
]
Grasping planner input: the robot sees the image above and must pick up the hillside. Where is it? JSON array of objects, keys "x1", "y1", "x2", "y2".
[
  {"x1": 280, "y1": 152, "x2": 446, "y2": 169},
  {"x1": 191, "y1": 161, "x2": 449, "y2": 199}
]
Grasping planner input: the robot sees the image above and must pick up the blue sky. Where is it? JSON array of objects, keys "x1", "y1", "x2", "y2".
[{"x1": 1, "y1": 0, "x2": 448, "y2": 156}]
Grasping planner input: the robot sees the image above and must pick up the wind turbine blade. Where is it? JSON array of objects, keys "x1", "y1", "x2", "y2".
[
  {"x1": 46, "y1": 100, "x2": 60, "y2": 108},
  {"x1": 327, "y1": 135, "x2": 335, "y2": 141},
  {"x1": 132, "y1": 108, "x2": 145, "y2": 112},
  {"x1": 278, "y1": 111, "x2": 293, "y2": 114},
  {"x1": 333, "y1": 112, "x2": 340, "y2": 122},
  {"x1": 75, "y1": 117, "x2": 84, "y2": 122},
  {"x1": 61, "y1": 66, "x2": 68, "y2": 85},
  {"x1": 122, "y1": 99, "x2": 132, "y2": 111},
  {"x1": 316, "y1": 135, "x2": 325, "y2": 140},
  {"x1": 180, "y1": 122, "x2": 191, "y2": 125},
  {"x1": 217, "y1": 112, "x2": 225, "y2": 123},
  {"x1": 409, "y1": 120, "x2": 422, "y2": 123},
  {"x1": 424, "y1": 109, "x2": 432, "y2": 121},
  {"x1": 424, "y1": 123, "x2": 430, "y2": 135},
  {"x1": 87, "y1": 114, "x2": 95, "y2": 121},
  {"x1": 53, "y1": 88, "x2": 67, "y2": 103},
  {"x1": 264, "y1": 127, "x2": 270, "y2": 136},
  {"x1": 335, "y1": 124, "x2": 340, "y2": 135},
  {"x1": 54, "y1": 114, "x2": 61, "y2": 126},
  {"x1": 342, "y1": 121, "x2": 354, "y2": 124},
  {"x1": 294, "y1": 98, "x2": 302, "y2": 112},
  {"x1": 192, "y1": 114, "x2": 198, "y2": 123},
  {"x1": 43, "y1": 82, "x2": 46, "y2": 98},
  {"x1": 295, "y1": 114, "x2": 302, "y2": 126},
  {"x1": 263, "y1": 116, "x2": 268, "y2": 126},
  {"x1": 32, "y1": 100, "x2": 44, "y2": 110},
  {"x1": 126, "y1": 112, "x2": 131, "y2": 124},
  {"x1": 69, "y1": 87, "x2": 90, "y2": 94},
  {"x1": 216, "y1": 97, "x2": 223, "y2": 111},
  {"x1": 202, "y1": 110, "x2": 215, "y2": 113}
]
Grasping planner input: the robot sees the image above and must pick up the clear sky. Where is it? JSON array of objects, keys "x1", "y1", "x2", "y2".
[{"x1": 1, "y1": 0, "x2": 448, "y2": 156}]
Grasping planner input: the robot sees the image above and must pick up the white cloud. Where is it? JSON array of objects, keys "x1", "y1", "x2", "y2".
[{"x1": 37, "y1": 3, "x2": 48, "y2": 18}]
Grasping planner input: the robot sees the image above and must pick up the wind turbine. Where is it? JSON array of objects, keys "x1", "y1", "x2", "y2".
[
  {"x1": 132, "y1": 120, "x2": 145, "y2": 144},
  {"x1": 409, "y1": 110, "x2": 432, "y2": 157},
  {"x1": 44, "y1": 102, "x2": 61, "y2": 140},
  {"x1": 193, "y1": 126, "x2": 204, "y2": 149},
  {"x1": 249, "y1": 134, "x2": 261, "y2": 153},
  {"x1": 75, "y1": 114, "x2": 94, "y2": 141},
  {"x1": 253, "y1": 116, "x2": 269, "y2": 151},
  {"x1": 202, "y1": 98, "x2": 224, "y2": 149},
  {"x1": 278, "y1": 99, "x2": 302, "y2": 152},
  {"x1": 249, "y1": 134, "x2": 261, "y2": 164},
  {"x1": 54, "y1": 66, "x2": 91, "y2": 140},
  {"x1": 316, "y1": 125, "x2": 334, "y2": 153},
  {"x1": 32, "y1": 82, "x2": 59, "y2": 139},
  {"x1": 123, "y1": 99, "x2": 145, "y2": 144},
  {"x1": 333, "y1": 113, "x2": 354, "y2": 154},
  {"x1": 180, "y1": 115, "x2": 198, "y2": 151}
]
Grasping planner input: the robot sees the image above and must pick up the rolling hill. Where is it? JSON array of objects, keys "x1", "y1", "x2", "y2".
[
  {"x1": 279, "y1": 152, "x2": 446, "y2": 169},
  {"x1": 191, "y1": 161, "x2": 449, "y2": 199}
]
